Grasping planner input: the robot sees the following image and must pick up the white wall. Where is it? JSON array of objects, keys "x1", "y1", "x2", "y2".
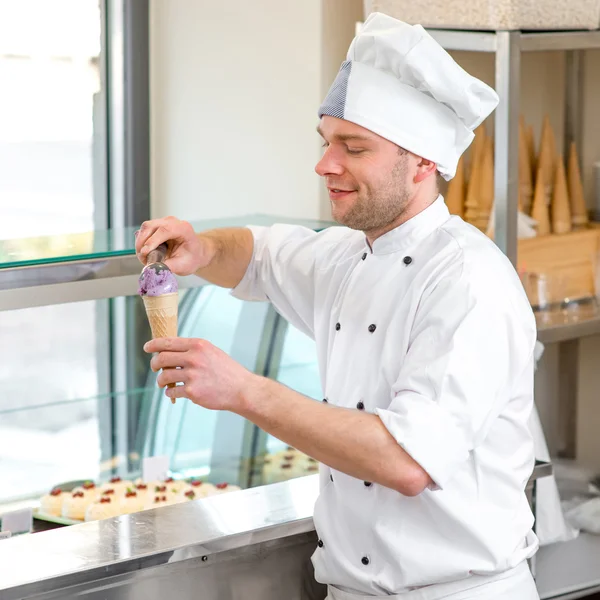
[
  {"x1": 151, "y1": 0, "x2": 360, "y2": 222},
  {"x1": 150, "y1": 0, "x2": 322, "y2": 221}
]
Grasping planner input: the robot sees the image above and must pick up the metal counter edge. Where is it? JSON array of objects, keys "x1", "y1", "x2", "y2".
[{"x1": 0, "y1": 475, "x2": 319, "y2": 600}]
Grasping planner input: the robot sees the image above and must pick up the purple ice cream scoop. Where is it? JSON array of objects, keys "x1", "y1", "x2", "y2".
[{"x1": 138, "y1": 266, "x2": 178, "y2": 296}]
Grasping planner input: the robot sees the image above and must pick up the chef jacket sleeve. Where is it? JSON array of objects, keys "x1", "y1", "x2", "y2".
[
  {"x1": 231, "y1": 224, "x2": 322, "y2": 339},
  {"x1": 375, "y1": 257, "x2": 537, "y2": 491}
]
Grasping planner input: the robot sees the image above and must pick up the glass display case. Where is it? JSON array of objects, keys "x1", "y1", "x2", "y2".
[{"x1": 0, "y1": 215, "x2": 331, "y2": 510}]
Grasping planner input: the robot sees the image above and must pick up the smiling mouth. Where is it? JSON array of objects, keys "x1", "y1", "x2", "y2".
[{"x1": 328, "y1": 188, "x2": 356, "y2": 199}]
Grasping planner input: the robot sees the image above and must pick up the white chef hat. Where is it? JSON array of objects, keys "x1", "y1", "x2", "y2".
[{"x1": 318, "y1": 12, "x2": 499, "y2": 180}]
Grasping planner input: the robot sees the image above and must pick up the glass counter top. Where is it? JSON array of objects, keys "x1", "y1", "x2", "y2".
[{"x1": 0, "y1": 214, "x2": 334, "y2": 270}]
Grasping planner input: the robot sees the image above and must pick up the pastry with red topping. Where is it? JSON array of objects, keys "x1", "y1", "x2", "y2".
[
  {"x1": 39, "y1": 487, "x2": 64, "y2": 517},
  {"x1": 85, "y1": 496, "x2": 121, "y2": 521},
  {"x1": 100, "y1": 476, "x2": 133, "y2": 493},
  {"x1": 182, "y1": 489, "x2": 197, "y2": 501},
  {"x1": 81, "y1": 480, "x2": 101, "y2": 500},
  {"x1": 119, "y1": 488, "x2": 146, "y2": 514},
  {"x1": 162, "y1": 476, "x2": 187, "y2": 494},
  {"x1": 131, "y1": 478, "x2": 161, "y2": 502},
  {"x1": 185, "y1": 479, "x2": 217, "y2": 498},
  {"x1": 62, "y1": 487, "x2": 96, "y2": 520},
  {"x1": 262, "y1": 448, "x2": 319, "y2": 483},
  {"x1": 213, "y1": 482, "x2": 241, "y2": 494},
  {"x1": 147, "y1": 493, "x2": 173, "y2": 509}
]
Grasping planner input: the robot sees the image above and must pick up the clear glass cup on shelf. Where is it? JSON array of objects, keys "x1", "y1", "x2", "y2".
[{"x1": 520, "y1": 269, "x2": 599, "y2": 327}]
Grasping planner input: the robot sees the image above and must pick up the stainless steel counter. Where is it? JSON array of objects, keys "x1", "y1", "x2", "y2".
[
  {"x1": 0, "y1": 476, "x2": 321, "y2": 600},
  {"x1": 0, "y1": 463, "x2": 553, "y2": 600}
]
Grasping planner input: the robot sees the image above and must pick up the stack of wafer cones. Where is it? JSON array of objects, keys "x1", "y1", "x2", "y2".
[
  {"x1": 445, "y1": 156, "x2": 465, "y2": 218},
  {"x1": 530, "y1": 164, "x2": 552, "y2": 236},
  {"x1": 476, "y1": 137, "x2": 494, "y2": 231},
  {"x1": 519, "y1": 116, "x2": 533, "y2": 215},
  {"x1": 535, "y1": 116, "x2": 556, "y2": 212},
  {"x1": 463, "y1": 125, "x2": 486, "y2": 226},
  {"x1": 568, "y1": 142, "x2": 589, "y2": 230},
  {"x1": 551, "y1": 155, "x2": 572, "y2": 235},
  {"x1": 445, "y1": 113, "x2": 590, "y2": 237}
]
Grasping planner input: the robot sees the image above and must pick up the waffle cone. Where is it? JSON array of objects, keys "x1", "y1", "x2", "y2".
[
  {"x1": 551, "y1": 156, "x2": 572, "y2": 235},
  {"x1": 465, "y1": 144, "x2": 482, "y2": 225},
  {"x1": 470, "y1": 124, "x2": 486, "y2": 176},
  {"x1": 538, "y1": 116, "x2": 556, "y2": 203},
  {"x1": 445, "y1": 155, "x2": 465, "y2": 217},
  {"x1": 526, "y1": 124, "x2": 536, "y2": 180},
  {"x1": 143, "y1": 292, "x2": 179, "y2": 404},
  {"x1": 568, "y1": 142, "x2": 588, "y2": 228},
  {"x1": 519, "y1": 118, "x2": 533, "y2": 214},
  {"x1": 531, "y1": 165, "x2": 551, "y2": 236},
  {"x1": 476, "y1": 137, "x2": 494, "y2": 230}
]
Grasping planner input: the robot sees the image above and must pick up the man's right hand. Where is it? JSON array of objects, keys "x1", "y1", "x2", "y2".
[{"x1": 134, "y1": 217, "x2": 213, "y2": 276}]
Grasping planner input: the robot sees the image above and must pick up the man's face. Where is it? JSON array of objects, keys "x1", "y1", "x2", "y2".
[{"x1": 315, "y1": 116, "x2": 417, "y2": 233}]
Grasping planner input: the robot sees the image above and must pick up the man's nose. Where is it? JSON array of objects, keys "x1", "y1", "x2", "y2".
[{"x1": 315, "y1": 146, "x2": 344, "y2": 177}]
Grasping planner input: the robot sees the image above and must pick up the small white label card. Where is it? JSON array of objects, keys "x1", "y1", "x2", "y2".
[
  {"x1": 142, "y1": 455, "x2": 170, "y2": 482},
  {"x1": 1, "y1": 508, "x2": 32, "y2": 536}
]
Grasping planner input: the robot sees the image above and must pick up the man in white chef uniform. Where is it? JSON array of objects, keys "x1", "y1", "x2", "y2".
[{"x1": 137, "y1": 12, "x2": 540, "y2": 600}]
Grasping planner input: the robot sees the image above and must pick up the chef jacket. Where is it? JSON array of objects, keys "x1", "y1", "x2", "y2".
[{"x1": 231, "y1": 195, "x2": 539, "y2": 595}]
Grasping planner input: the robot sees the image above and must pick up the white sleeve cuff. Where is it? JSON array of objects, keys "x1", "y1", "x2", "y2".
[
  {"x1": 376, "y1": 397, "x2": 470, "y2": 491},
  {"x1": 230, "y1": 225, "x2": 270, "y2": 302}
]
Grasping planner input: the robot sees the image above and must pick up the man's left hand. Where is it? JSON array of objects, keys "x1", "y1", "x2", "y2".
[{"x1": 144, "y1": 337, "x2": 255, "y2": 412}]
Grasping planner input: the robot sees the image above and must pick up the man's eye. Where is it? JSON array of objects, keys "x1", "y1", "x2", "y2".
[
  {"x1": 347, "y1": 148, "x2": 365, "y2": 155},
  {"x1": 321, "y1": 141, "x2": 329, "y2": 148}
]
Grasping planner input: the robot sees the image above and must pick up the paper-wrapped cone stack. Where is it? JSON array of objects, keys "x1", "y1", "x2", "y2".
[
  {"x1": 551, "y1": 156, "x2": 572, "y2": 235},
  {"x1": 567, "y1": 142, "x2": 589, "y2": 229},
  {"x1": 445, "y1": 155, "x2": 465, "y2": 217},
  {"x1": 519, "y1": 119, "x2": 533, "y2": 214},
  {"x1": 143, "y1": 292, "x2": 179, "y2": 404},
  {"x1": 531, "y1": 165, "x2": 551, "y2": 236},
  {"x1": 476, "y1": 137, "x2": 494, "y2": 231}
]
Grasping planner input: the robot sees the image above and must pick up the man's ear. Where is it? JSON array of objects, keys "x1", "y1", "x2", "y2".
[{"x1": 414, "y1": 158, "x2": 438, "y2": 183}]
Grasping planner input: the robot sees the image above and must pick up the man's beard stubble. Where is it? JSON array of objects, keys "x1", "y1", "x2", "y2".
[{"x1": 331, "y1": 151, "x2": 411, "y2": 234}]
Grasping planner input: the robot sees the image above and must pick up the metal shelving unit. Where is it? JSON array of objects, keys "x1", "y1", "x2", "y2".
[
  {"x1": 537, "y1": 311, "x2": 600, "y2": 344},
  {"x1": 423, "y1": 27, "x2": 600, "y2": 600},
  {"x1": 425, "y1": 28, "x2": 600, "y2": 266}
]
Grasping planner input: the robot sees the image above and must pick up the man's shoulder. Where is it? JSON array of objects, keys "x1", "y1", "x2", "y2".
[
  {"x1": 436, "y1": 216, "x2": 517, "y2": 277},
  {"x1": 430, "y1": 217, "x2": 535, "y2": 326}
]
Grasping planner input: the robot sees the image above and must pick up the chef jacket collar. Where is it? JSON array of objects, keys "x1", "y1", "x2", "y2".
[{"x1": 366, "y1": 195, "x2": 450, "y2": 256}]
